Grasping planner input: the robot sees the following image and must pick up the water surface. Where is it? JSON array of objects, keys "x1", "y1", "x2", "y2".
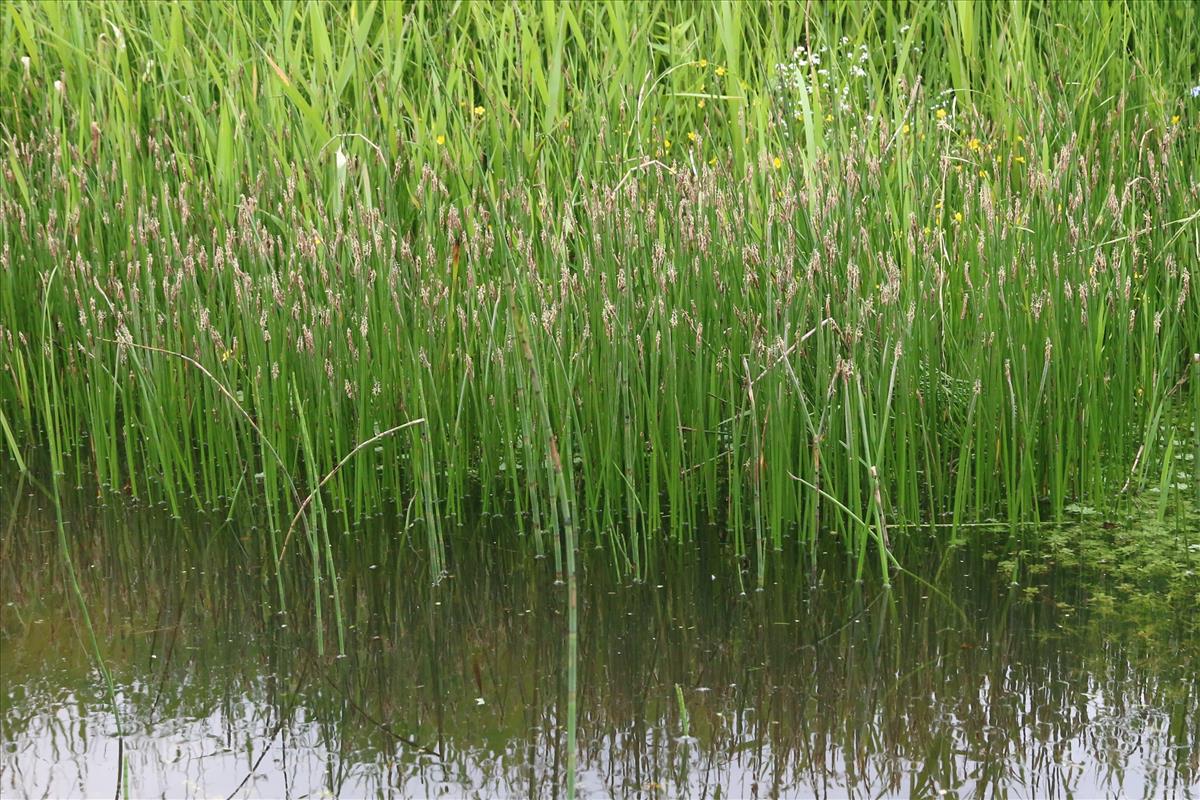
[{"x1": 2, "y1": 492, "x2": 1197, "y2": 798}]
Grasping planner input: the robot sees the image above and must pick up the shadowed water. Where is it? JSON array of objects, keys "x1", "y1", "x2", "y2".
[{"x1": 2, "y1": 488, "x2": 1197, "y2": 799}]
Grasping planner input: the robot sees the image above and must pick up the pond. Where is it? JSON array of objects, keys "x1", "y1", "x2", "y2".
[{"x1": 2, "y1": 488, "x2": 1197, "y2": 799}]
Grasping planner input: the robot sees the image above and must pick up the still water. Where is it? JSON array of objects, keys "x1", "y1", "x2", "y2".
[{"x1": 2, "y1": 491, "x2": 1197, "y2": 798}]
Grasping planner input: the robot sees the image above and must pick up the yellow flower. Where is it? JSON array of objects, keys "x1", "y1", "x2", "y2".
[
  {"x1": 1171, "y1": 114, "x2": 1181, "y2": 125},
  {"x1": 708, "y1": 156, "x2": 717, "y2": 166},
  {"x1": 1013, "y1": 155, "x2": 1025, "y2": 164},
  {"x1": 978, "y1": 169, "x2": 987, "y2": 177},
  {"x1": 967, "y1": 137, "x2": 981, "y2": 151},
  {"x1": 954, "y1": 211, "x2": 963, "y2": 223},
  {"x1": 824, "y1": 113, "x2": 833, "y2": 122},
  {"x1": 923, "y1": 226, "x2": 932, "y2": 235},
  {"x1": 902, "y1": 123, "x2": 911, "y2": 134},
  {"x1": 715, "y1": 66, "x2": 727, "y2": 77},
  {"x1": 935, "y1": 200, "x2": 943, "y2": 210},
  {"x1": 687, "y1": 130, "x2": 698, "y2": 143},
  {"x1": 936, "y1": 108, "x2": 948, "y2": 120},
  {"x1": 221, "y1": 349, "x2": 233, "y2": 363},
  {"x1": 436, "y1": 134, "x2": 445, "y2": 146},
  {"x1": 773, "y1": 156, "x2": 783, "y2": 170},
  {"x1": 1015, "y1": 134, "x2": 1025, "y2": 144},
  {"x1": 699, "y1": 58, "x2": 708, "y2": 68},
  {"x1": 473, "y1": 105, "x2": 485, "y2": 117},
  {"x1": 697, "y1": 99, "x2": 706, "y2": 109},
  {"x1": 664, "y1": 138, "x2": 671, "y2": 149}
]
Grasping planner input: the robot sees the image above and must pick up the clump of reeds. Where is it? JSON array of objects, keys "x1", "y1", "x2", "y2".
[{"x1": 1, "y1": 1, "x2": 1197, "y2": 585}]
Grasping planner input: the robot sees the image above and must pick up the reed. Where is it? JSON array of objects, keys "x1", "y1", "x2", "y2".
[{"x1": 1, "y1": 0, "x2": 1198, "y2": 584}]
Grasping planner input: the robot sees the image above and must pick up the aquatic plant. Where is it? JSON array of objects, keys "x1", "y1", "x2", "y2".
[{"x1": 1, "y1": 1, "x2": 1197, "y2": 587}]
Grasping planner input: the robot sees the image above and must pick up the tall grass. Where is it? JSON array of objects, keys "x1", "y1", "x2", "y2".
[{"x1": 1, "y1": 0, "x2": 1198, "y2": 583}]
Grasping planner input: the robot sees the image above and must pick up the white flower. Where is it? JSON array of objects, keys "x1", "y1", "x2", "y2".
[
  {"x1": 335, "y1": 148, "x2": 348, "y2": 170},
  {"x1": 1192, "y1": 86, "x2": 1200, "y2": 98}
]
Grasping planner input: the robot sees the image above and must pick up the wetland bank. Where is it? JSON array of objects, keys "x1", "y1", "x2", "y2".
[{"x1": 1, "y1": 0, "x2": 1199, "y2": 797}]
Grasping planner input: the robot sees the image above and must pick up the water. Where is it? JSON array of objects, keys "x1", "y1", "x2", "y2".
[{"x1": 2, "y1": 492, "x2": 1198, "y2": 798}]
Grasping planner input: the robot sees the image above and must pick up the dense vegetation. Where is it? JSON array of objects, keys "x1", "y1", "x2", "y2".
[{"x1": 2, "y1": 0, "x2": 1198, "y2": 584}]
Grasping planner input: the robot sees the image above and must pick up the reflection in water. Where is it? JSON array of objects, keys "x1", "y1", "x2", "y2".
[{"x1": 1, "y1": 492, "x2": 1197, "y2": 798}]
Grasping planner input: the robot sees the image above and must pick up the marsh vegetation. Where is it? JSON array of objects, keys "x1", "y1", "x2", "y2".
[{"x1": 1, "y1": 1, "x2": 1198, "y2": 796}]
